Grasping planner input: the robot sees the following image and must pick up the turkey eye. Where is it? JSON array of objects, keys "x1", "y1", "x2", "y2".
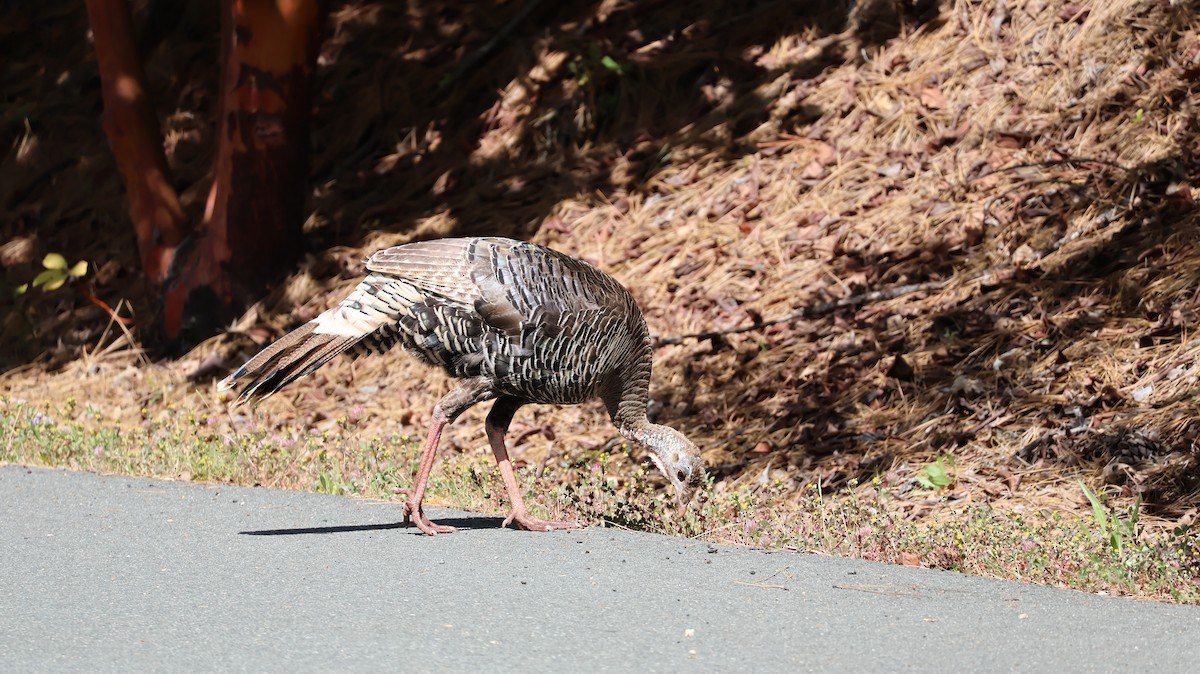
[{"x1": 676, "y1": 469, "x2": 688, "y2": 482}]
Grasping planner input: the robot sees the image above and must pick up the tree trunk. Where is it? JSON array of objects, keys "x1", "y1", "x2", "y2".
[
  {"x1": 84, "y1": 0, "x2": 188, "y2": 290},
  {"x1": 163, "y1": 0, "x2": 322, "y2": 342},
  {"x1": 88, "y1": 0, "x2": 321, "y2": 344}
]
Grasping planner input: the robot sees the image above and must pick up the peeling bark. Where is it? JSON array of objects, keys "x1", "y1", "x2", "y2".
[
  {"x1": 211, "y1": 0, "x2": 319, "y2": 288},
  {"x1": 161, "y1": 0, "x2": 322, "y2": 342}
]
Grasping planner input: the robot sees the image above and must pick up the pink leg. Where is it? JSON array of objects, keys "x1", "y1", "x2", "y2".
[
  {"x1": 486, "y1": 419, "x2": 579, "y2": 532},
  {"x1": 405, "y1": 406, "x2": 455, "y2": 535}
]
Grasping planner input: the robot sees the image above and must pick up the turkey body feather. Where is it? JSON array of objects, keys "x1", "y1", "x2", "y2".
[{"x1": 221, "y1": 237, "x2": 703, "y2": 535}]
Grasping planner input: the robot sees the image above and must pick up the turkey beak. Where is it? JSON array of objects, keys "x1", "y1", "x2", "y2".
[{"x1": 674, "y1": 482, "x2": 695, "y2": 510}]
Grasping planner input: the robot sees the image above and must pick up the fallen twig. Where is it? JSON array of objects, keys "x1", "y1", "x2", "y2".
[
  {"x1": 832, "y1": 584, "x2": 924, "y2": 597},
  {"x1": 733, "y1": 580, "x2": 789, "y2": 590}
]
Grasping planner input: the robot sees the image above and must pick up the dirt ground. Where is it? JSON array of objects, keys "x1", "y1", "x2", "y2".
[{"x1": 4, "y1": 0, "x2": 1200, "y2": 549}]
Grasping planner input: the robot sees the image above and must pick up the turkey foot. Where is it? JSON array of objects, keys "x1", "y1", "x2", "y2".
[
  {"x1": 503, "y1": 508, "x2": 580, "y2": 532},
  {"x1": 405, "y1": 501, "x2": 456, "y2": 535},
  {"x1": 486, "y1": 410, "x2": 578, "y2": 533}
]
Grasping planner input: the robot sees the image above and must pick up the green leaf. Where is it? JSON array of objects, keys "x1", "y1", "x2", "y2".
[
  {"x1": 318, "y1": 472, "x2": 341, "y2": 495},
  {"x1": 600, "y1": 55, "x2": 623, "y2": 73},
  {"x1": 920, "y1": 456, "x2": 953, "y2": 489},
  {"x1": 68, "y1": 260, "x2": 88, "y2": 278},
  {"x1": 42, "y1": 275, "x2": 68, "y2": 291},
  {"x1": 31, "y1": 269, "x2": 62, "y2": 288},
  {"x1": 14, "y1": 283, "x2": 28, "y2": 295},
  {"x1": 42, "y1": 253, "x2": 67, "y2": 270},
  {"x1": 1079, "y1": 481, "x2": 1110, "y2": 541}
]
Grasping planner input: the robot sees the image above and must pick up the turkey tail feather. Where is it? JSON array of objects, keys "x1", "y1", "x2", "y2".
[
  {"x1": 220, "y1": 275, "x2": 404, "y2": 403},
  {"x1": 220, "y1": 322, "x2": 362, "y2": 404}
]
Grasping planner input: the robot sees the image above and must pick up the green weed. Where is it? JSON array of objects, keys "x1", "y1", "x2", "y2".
[
  {"x1": 916, "y1": 455, "x2": 955, "y2": 491},
  {"x1": 1080, "y1": 480, "x2": 1139, "y2": 555}
]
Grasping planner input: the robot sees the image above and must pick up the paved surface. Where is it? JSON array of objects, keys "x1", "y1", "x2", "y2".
[{"x1": 2, "y1": 465, "x2": 1199, "y2": 672}]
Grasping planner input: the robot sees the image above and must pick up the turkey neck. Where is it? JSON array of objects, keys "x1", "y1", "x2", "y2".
[{"x1": 603, "y1": 342, "x2": 660, "y2": 441}]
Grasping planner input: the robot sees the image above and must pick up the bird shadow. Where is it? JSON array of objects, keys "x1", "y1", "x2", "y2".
[{"x1": 238, "y1": 515, "x2": 504, "y2": 536}]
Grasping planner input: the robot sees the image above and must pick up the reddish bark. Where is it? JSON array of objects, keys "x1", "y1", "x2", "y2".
[
  {"x1": 84, "y1": 0, "x2": 188, "y2": 288},
  {"x1": 220, "y1": 0, "x2": 319, "y2": 286},
  {"x1": 87, "y1": 0, "x2": 321, "y2": 341},
  {"x1": 163, "y1": 0, "x2": 322, "y2": 340}
]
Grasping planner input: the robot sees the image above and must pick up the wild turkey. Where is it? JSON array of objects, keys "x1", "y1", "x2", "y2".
[{"x1": 220, "y1": 237, "x2": 704, "y2": 535}]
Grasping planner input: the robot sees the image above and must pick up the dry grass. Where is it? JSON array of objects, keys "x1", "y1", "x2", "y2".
[{"x1": 4, "y1": 0, "x2": 1200, "y2": 599}]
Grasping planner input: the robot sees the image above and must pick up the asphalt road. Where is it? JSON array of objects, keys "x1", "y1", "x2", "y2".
[{"x1": 2, "y1": 465, "x2": 1199, "y2": 672}]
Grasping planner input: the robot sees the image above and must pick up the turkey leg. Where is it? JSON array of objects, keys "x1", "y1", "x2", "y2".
[
  {"x1": 405, "y1": 405, "x2": 456, "y2": 535},
  {"x1": 486, "y1": 397, "x2": 579, "y2": 532},
  {"x1": 406, "y1": 378, "x2": 495, "y2": 535}
]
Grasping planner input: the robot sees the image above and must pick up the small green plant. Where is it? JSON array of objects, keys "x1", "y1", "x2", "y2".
[
  {"x1": 1079, "y1": 480, "x2": 1139, "y2": 555},
  {"x1": 562, "y1": 42, "x2": 630, "y2": 137},
  {"x1": 598, "y1": 54, "x2": 623, "y2": 75},
  {"x1": 917, "y1": 455, "x2": 955, "y2": 490},
  {"x1": 568, "y1": 42, "x2": 626, "y2": 86},
  {"x1": 317, "y1": 470, "x2": 350, "y2": 495},
  {"x1": 16, "y1": 253, "x2": 88, "y2": 295}
]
